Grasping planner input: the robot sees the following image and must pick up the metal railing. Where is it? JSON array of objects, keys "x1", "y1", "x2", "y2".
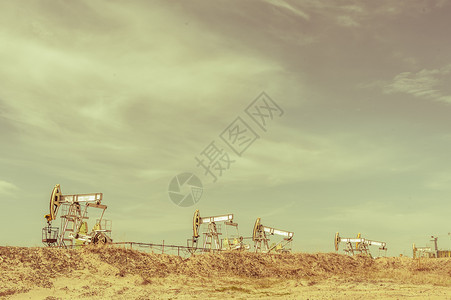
[{"x1": 110, "y1": 241, "x2": 224, "y2": 257}]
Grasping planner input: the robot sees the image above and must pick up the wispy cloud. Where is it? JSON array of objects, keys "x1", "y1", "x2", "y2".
[
  {"x1": 336, "y1": 15, "x2": 359, "y2": 27},
  {"x1": 264, "y1": 0, "x2": 310, "y2": 20},
  {"x1": 423, "y1": 172, "x2": 451, "y2": 191},
  {"x1": 217, "y1": 127, "x2": 422, "y2": 190},
  {"x1": 384, "y1": 65, "x2": 451, "y2": 103},
  {"x1": 0, "y1": 180, "x2": 18, "y2": 196}
]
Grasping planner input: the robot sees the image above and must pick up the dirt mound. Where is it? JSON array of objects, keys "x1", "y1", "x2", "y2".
[{"x1": 1, "y1": 246, "x2": 450, "y2": 298}]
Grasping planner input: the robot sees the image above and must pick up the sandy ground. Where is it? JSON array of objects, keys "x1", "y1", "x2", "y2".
[
  {"x1": 8, "y1": 275, "x2": 451, "y2": 299},
  {"x1": 1, "y1": 246, "x2": 450, "y2": 299}
]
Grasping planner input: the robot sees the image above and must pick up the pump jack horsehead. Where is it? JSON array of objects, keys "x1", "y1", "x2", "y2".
[
  {"x1": 42, "y1": 184, "x2": 112, "y2": 247},
  {"x1": 252, "y1": 218, "x2": 294, "y2": 253},
  {"x1": 189, "y1": 209, "x2": 247, "y2": 252},
  {"x1": 334, "y1": 232, "x2": 387, "y2": 257}
]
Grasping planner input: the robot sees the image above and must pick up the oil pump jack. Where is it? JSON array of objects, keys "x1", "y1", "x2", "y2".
[
  {"x1": 334, "y1": 232, "x2": 387, "y2": 257},
  {"x1": 252, "y1": 218, "x2": 294, "y2": 253},
  {"x1": 188, "y1": 209, "x2": 247, "y2": 252},
  {"x1": 42, "y1": 184, "x2": 112, "y2": 247}
]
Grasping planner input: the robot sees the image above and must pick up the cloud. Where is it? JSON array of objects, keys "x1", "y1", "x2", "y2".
[
  {"x1": 0, "y1": 180, "x2": 18, "y2": 196},
  {"x1": 384, "y1": 65, "x2": 451, "y2": 103},
  {"x1": 264, "y1": 0, "x2": 310, "y2": 20},
  {"x1": 423, "y1": 172, "x2": 451, "y2": 191},
  {"x1": 0, "y1": 0, "x2": 288, "y2": 171},
  {"x1": 379, "y1": 0, "x2": 450, "y2": 15},
  {"x1": 392, "y1": 51, "x2": 418, "y2": 68},
  {"x1": 259, "y1": 201, "x2": 296, "y2": 218},
  {"x1": 0, "y1": 0, "x2": 296, "y2": 219},
  {"x1": 336, "y1": 15, "x2": 359, "y2": 27},
  {"x1": 297, "y1": 0, "x2": 449, "y2": 31},
  {"x1": 216, "y1": 126, "x2": 421, "y2": 190}
]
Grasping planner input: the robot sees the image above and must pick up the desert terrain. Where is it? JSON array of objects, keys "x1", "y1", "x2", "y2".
[{"x1": 0, "y1": 246, "x2": 450, "y2": 299}]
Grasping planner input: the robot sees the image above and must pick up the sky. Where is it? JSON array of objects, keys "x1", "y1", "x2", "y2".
[{"x1": 1, "y1": 0, "x2": 450, "y2": 257}]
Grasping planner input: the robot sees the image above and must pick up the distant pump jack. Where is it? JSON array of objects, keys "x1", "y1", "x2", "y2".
[{"x1": 334, "y1": 232, "x2": 387, "y2": 257}]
